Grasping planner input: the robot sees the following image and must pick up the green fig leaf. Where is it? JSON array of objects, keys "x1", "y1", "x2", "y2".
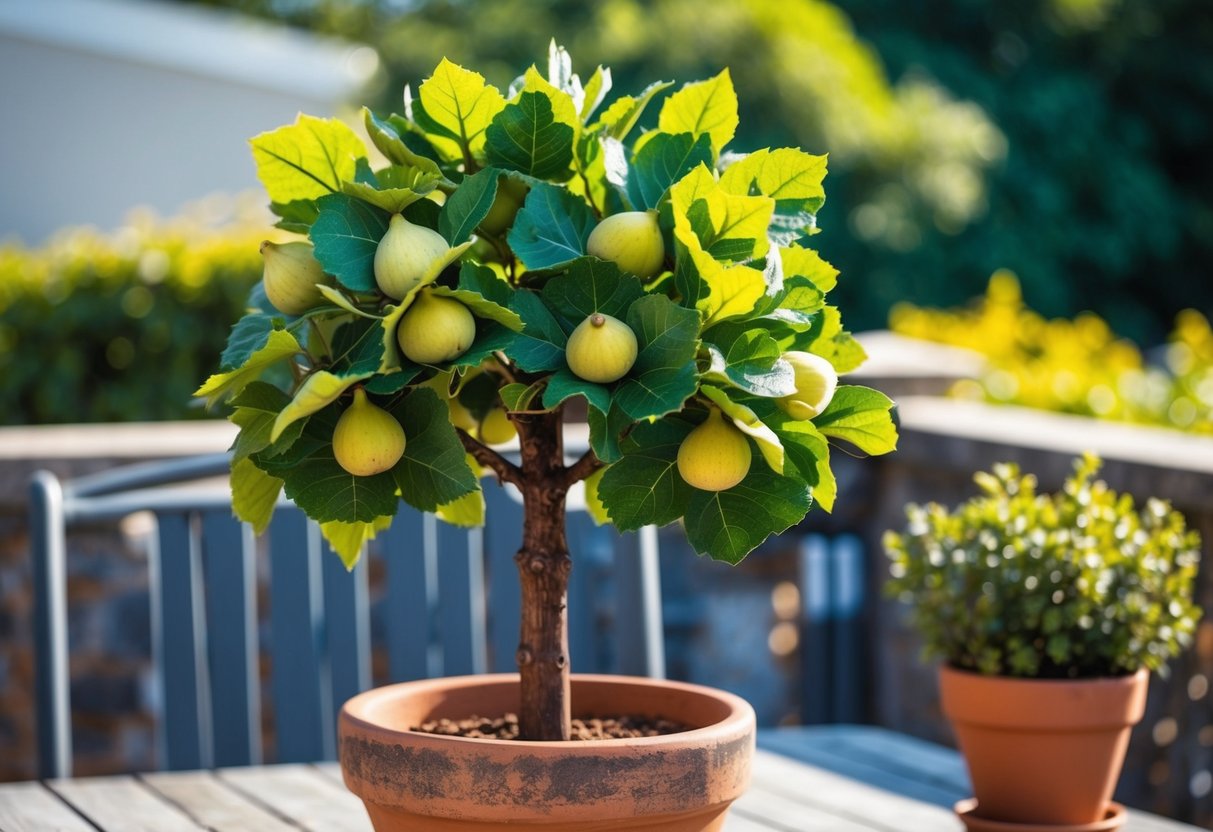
[
  {"x1": 509, "y1": 289, "x2": 569, "y2": 372},
  {"x1": 541, "y1": 258, "x2": 645, "y2": 325},
  {"x1": 703, "y1": 329, "x2": 796, "y2": 398},
  {"x1": 657, "y1": 70, "x2": 738, "y2": 157},
  {"x1": 229, "y1": 381, "x2": 306, "y2": 463},
  {"x1": 596, "y1": 80, "x2": 674, "y2": 141},
  {"x1": 363, "y1": 108, "x2": 446, "y2": 178},
  {"x1": 627, "y1": 132, "x2": 714, "y2": 211},
  {"x1": 415, "y1": 58, "x2": 507, "y2": 159},
  {"x1": 543, "y1": 367, "x2": 611, "y2": 413},
  {"x1": 508, "y1": 183, "x2": 596, "y2": 271},
  {"x1": 587, "y1": 401, "x2": 634, "y2": 465},
  {"x1": 309, "y1": 193, "x2": 391, "y2": 293},
  {"x1": 613, "y1": 294, "x2": 700, "y2": 421},
  {"x1": 430, "y1": 286, "x2": 524, "y2": 331},
  {"x1": 720, "y1": 147, "x2": 827, "y2": 231},
  {"x1": 484, "y1": 90, "x2": 575, "y2": 180},
  {"x1": 390, "y1": 387, "x2": 479, "y2": 512},
  {"x1": 684, "y1": 468, "x2": 812, "y2": 564},
  {"x1": 220, "y1": 313, "x2": 279, "y2": 371},
  {"x1": 780, "y1": 245, "x2": 839, "y2": 294},
  {"x1": 195, "y1": 329, "x2": 302, "y2": 407},
  {"x1": 770, "y1": 416, "x2": 837, "y2": 513},
  {"x1": 813, "y1": 385, "x2": 898, "y2": 455},
  {"x1": 439, "y1": 167, "x2": 501, "y2": 244},
  {"x1": 801, "y1": 306, "x2": 866, "y2": 372},
  {"x1": 597, "y1": 418, "x2": 694, "y2": 531},
  {"x1": 230, "y1": 456, "x2": 283, "y2": 536}
]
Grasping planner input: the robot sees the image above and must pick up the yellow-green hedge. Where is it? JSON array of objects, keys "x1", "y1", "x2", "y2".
[
  {"x1": 890, "y1": 271, "x2": 1213, "y2": 434},
  {"x1": 0, "y1": 198, "x2": 272, "y2": 425}
]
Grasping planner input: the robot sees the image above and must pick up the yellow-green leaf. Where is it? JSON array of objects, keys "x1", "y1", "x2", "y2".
[
  {"x1": 658, "y1": 69, "x2": 739, "y2": 156},
  {"x1": 317, "y1": 284, "x2": 382, "y2": 319},
  {"x1": 679, "y1": 225, "x2": 766, "y2": 326},
  {"x1": 436, "y1": 486, "x2": 486, "y2": 528},
  {"x1": 582, "y1": 467, "x2": 610, "y2": 526},
  {"x1": 320, "y1": 515, "x2": 393, "y2": 569},
  {"x1": 715, "y1": 192, "x2": 775, "y2": 260},
  {"x1": 195, "y1": 329, "x2": 302, "y2": 406},
  {"x1": 418, "y1": 58, "x2": 506, "y2": 158},
  {"x1": 520, "y1": 65, "x2": 579, "y2": 132},
  {"x1": 271, "y1": 370, "x2": 371, "y2": 442},
  {"x1": 779, "y1": 246, "x2": 839, "y2": 294},
  {"x1": 230, "y1": 457, "x2": 282, "y2": 535},
  {"x1": 700, "y1": 385, "x2": 784, "y2": 475},
  {"x1": 250, "y1": 115, "x2": 368, "y2": 205},
  {"x1": 720, "y1": 148, "x2": 828, "y2": 212}
]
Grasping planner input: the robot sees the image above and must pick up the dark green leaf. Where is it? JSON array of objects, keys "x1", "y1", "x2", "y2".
[
  {"x1": 684, "y1": 470, "x2": 812, "y2": 563},
  {"x1": 363, "y1": 107, "x2": 445, "y2": 177},
  {"x1": 614, "y1": 295, "x2": 701, "y2": 420},
  {"x1": 390, "y1": 387, "x2": 479, "y2": 511},
  {"x1": 309, "y1": 193, "x2": 391, "y2": 292},
  {"x1": 704, "y1": 330, "x2": 796, "y2": 397},
  {"x1": 439, "y1": 167, "x2": 500, "y2": 244},
  {"x1": 509, "y1": 289, "x2": 568, "y2": 373},
  {"x1": 458, "y1": 261, "x2": 514, "y2": 308},
  {"x1": 507, "y1": 183, "x2": 596, "y2": 271},
  {"x1": 270, "y1": 199, "x2": 320, "y2": 233},
  {"x1": 627, "y1": 132, "x2": 714, "y2": 211},
  {"x1": 597, "y1": 418, "x2": 694, "y2": 530},
  {"x1": 541, "y1": 258, "x2": 644, "y2": 325},
  {"x1": 485, "y1": 91, "x2": 575, "y2": 179},
  {"x1": 365, "y1": 368, "x2": 421, "y2": 395},
  {"x1": 588, "y1": 401, "x2": 636, "y2": 465},
  {"x1": 449, "y1": 321, "x2": 518, "y2": 369},
  {"x1": 330, "y1": 317, "x2": 386, "y2": 375},
  {"x1": 542, "y1": 368, "x2": 611, "y2": 414},
  {"x1": 229, "y1": 381, "x2": 304, "y2": 463},
  {"x1": 221, "y1": 313, "x2": 278, "y2": 371}
]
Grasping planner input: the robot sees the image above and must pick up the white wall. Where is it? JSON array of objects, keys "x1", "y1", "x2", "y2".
[{"x1": 0, "y1": 0, "x2": 379, "y2": 243}]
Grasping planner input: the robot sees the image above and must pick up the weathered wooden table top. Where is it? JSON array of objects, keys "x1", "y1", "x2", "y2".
[{"x1": 0, "y1": 726, "x2": 1200, "y2": 831}]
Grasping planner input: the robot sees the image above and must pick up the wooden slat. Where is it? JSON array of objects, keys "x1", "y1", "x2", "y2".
[
  {"x1": 830, "y1": 535, "x2": 865, "y2": 724},
  {"x1": 219, "y1": 764, "x2": 371, "y2": 832},
  {"x1": 484, "y1": 482, "x2": 522, "y2": 673},
  {"x1": 0, "y1": 781, "x2": 95, "y2": 831},
  {"x1": 564, "y1": 509, "x2": 599, "y2": 673},
  {"x1": 322, "y1": 539, "x2": 371, "y2": 720},
  {"x1": 49, "y1": 775, "x2": 204, "y2": 831},
  {"x1": 201, "y1": 510, "x2": 260, "y2": 767},
  {"x1": 142, "y1": 770, "x2": 297, "y2": 832},
  {"x1": 268, "y1": 511, "x2": 332, "y2": 763},
  {"x1": 381, "y1": 504, "x2": 433, "y2": 681},
  {"x1": 153, "y1": 512, "x2": 212, "y2": 770},
  {"x1": 436, "y1": 514, "x2": 486, "y2": 676},
  {"x1": 613, "y1": 525, "x2": 665, "y2": 678}
]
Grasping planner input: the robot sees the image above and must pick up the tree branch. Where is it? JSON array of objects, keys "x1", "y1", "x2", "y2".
[
  {"x1": 458, "y1": 429, "x2": 522, "y2": 485},
  {"x1": 564, "y1": 448, "x2": 604, "y2": 486}
]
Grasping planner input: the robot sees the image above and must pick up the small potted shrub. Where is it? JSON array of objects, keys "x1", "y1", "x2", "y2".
[
  {"x1": 198, "y1": 43, "x2": 897, "y2": 830},
  {"x1": 884, "y1": 454, "x2": 1201, "y2": 832}
]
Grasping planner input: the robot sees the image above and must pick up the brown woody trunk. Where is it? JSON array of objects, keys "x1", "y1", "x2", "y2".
[{"x1": 513, "y1": 409, "x2": 572, "y2": 740}]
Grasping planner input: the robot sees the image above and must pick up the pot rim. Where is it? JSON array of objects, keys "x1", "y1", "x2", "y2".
[
  {"x1": 340, "y1": 672, "x2": 756, "y2": 750},
  {"x1": 939, "y1": 663, "x2": 1149, "y2": 688}
]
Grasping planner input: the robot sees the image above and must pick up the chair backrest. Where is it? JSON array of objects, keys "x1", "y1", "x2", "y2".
[{"x1": 29, "y1": 451, "x2": 664, "y2": 778}]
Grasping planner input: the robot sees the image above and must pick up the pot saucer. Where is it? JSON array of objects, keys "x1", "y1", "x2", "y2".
[{"x1": 954, "y1": 799, "x2": 1127, "y2": 832}]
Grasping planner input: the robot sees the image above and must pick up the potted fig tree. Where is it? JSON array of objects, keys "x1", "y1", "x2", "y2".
[
  {"x1": 198, "y1": 43, "x2": 897, "y2": 831},
  {"x1": 885, "y1": 454, "x2": 1201, "y2": 832}
]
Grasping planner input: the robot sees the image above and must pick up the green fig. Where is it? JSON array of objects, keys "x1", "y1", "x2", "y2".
[
  {"x1": 397, "y1": 292, "x2": 476, "y2": 365},
  {"x1": 478, "y1": 177, "x2": 528, "y2": 236},
  {"x1": 260, "y1": 240, "x2": 330, "y2": 315},
  {"x1": 479, "y1": 407, "x2": 516, "y2": 445},
  {"x1": 332, "y1": 388, "x2": 406, "y2": 476},
  {"x1": 374, "y1": 214, "x2": 451, "y2": 300},
  {"x1": 776, "y1": 351, "x2": 838, "y2": 420},
  {"x1": 677, "y1": 409, "x2": 752, "y2": 492},
  {"x1": 586, "y1": 210, "x2": 665, "y2": 278},
  {"x1": 447, "y1": 396, "x2": 478, "y2": 433},
  {"x1": 565, "y1": 313, "x2": 638, "y2": 384}
]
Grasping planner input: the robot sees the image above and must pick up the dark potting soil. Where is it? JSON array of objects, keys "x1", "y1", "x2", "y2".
[{"x1": 414, "y1": 713, "x2": 687, "y2": 740}]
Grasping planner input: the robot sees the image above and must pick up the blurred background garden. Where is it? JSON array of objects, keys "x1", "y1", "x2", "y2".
[{"x1": 2, "y1": 0, "x2": 1212, "y2": 824}]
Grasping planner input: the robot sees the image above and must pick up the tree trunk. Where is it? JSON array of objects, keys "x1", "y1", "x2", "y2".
[{"x1": 513, "y1": 409, "x2": 572, "y2": 741}]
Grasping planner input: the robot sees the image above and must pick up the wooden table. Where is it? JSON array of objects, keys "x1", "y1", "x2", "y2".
[{"x1": 0, "y1": 726, "x2": 1200, "y2": 831}]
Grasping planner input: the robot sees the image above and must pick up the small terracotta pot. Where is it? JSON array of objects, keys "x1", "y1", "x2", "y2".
[
  {"x1": 939, "y1": 665, "x2": 1149, "y2": 827},
  {"x1": 339, "y1": 674, "x2": 756, "y2": 831}
]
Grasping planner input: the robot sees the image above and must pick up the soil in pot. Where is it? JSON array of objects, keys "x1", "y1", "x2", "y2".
[
  {"x1": 339, "y1": 674, "x2": 756, "y2": 832},
  {"x1": 940, "y1": 666, "x2": 1148, "y2": 827}
]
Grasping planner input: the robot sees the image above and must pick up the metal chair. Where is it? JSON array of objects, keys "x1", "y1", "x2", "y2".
[{"x1": 30, "y1": 451, "x2": 664, "y2": 778}]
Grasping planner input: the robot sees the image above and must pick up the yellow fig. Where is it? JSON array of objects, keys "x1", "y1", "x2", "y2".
[
  {"x1": 478, "y1": 177, "x2": 528, "y2": 236},
  {"x1": 397, "y1": 292, "x2": 476, "y2": 365},
  {"x1": 260, "y1": 240, "x2": 330, "y2": 315},
  {"x1": 447, "y1": 397, "x2": 478, "y2": 433},
  {"x1": 332, "y1": 388, "x2": 406, "y2": 476},
  {"x1": 479, "y1": 408, "x2": 517, "y2": 445},
  {"x1": 374, "y1": 214, "x2": 451, "y2": 299},
  {"x1": 566, "y1": 313, "x2": 638, "y2": 384},
  {"x1": 677, "y1": 409, "x2": 752, "y2": 492},
  {"x1": 776, "y1": 351, "x2": 838, "y2": 420},
  {"x1": 586, "y1": 210, "x2": 665, "y2": 278}
]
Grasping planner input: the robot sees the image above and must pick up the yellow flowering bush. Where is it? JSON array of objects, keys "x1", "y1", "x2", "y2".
[{"x1": 890, "y1": 271, "x2": 1213, "y2": 434}]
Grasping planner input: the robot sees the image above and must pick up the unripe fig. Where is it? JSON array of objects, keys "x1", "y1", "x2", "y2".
[
  {"x1": 586, "y1": 210, "x2": 665, "y2": 278},
  {"x1": 332, "y1": 388, "x2": 406, "y2": 476},
  {"x1": 677, "y1": 409, "x2": 752, "y2": 492},
  {"x1": 566, "y1": 313, "x2": 638, "y2": 384},
  {"x1": 478, "y1": 177, "x2": 528, "y2": 236},
  {"x1": 374, "y1": 214, "x2": 451, "y2": 299},
  {"x1": 448, "y1": 397, "x2": 478, "y2": 432},
  {"x1": 479, "y1": 408, "x2": 516, "y2": 445},
  {"x1": 776, "y1": 351, "x2": 838, "y2": 420},
  {"x1": 260, "y1": 240, "x2": 330, "y2": 315},
  {"x1": 397, "y1": 292, "x2": 476, "y2": 364}
]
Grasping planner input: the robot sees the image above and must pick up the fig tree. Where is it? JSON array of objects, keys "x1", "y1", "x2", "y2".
[
  {"x1": 374, "y1": 213, "x2": 451, "y2": 299},
  {"x1": 332, "y1": 388, "x2": 406, "y2": 476},
  {"x1": 565, "y1": 313, "x2": 638, "y2": 384},
  {"x1": 479, "y1": 407, "x2": 516, "y2": 445},
  {"x1": 676, "y1": 409, "x2": 752, "y2": 492},
  {"x1": 776, "y1": 351, "x2": 838, "y2": 420},
  {"x1": 260, "y1": 240, "x2": 330, "y2": 315},
  {"x1": 586, "y1": 210, "x2": 665, "y2": 278},
  {"x1": 397, "y1": 292, "x2": 476, "y2": 365}
]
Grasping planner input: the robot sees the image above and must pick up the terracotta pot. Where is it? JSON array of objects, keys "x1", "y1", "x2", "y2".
[
  {"x1": 939, "y1": 665, "x2": 1149, "y2": 827},
  {"x1": 339, "y1": 674, "x2": 756, "y2": 831}
]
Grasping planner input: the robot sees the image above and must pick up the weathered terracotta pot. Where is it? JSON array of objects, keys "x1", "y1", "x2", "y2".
[
  {"x1": 940, "y1": 665, "x2": 1149, "y2": 827},
  {"x1": 339, "y1": 674, "x2": 756, "y2": 831}
]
